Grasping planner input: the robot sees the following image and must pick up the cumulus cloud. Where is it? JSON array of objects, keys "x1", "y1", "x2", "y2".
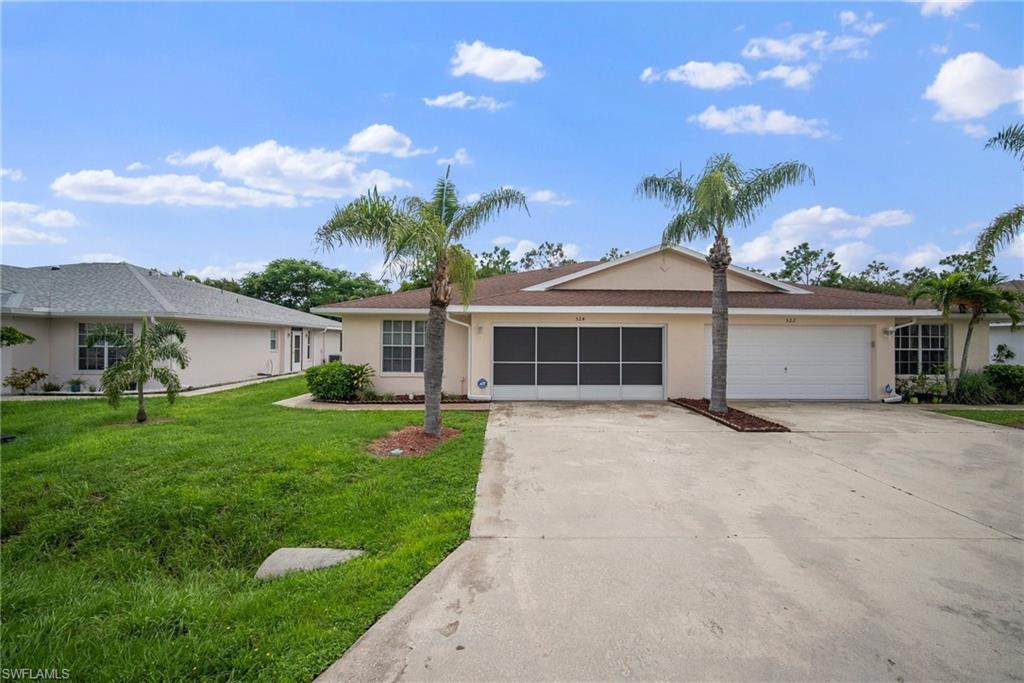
[
  {"x1": 919, "y1": 0, "x2": 973, "y2": 18},
  {"x1": 838, "y1": 10, "x2": 886, "y2": 36},
  {"x1": 52, "y1": 169, "x2": 298, "y2": 208},
  {"x1": 345, "y1": 124, "x2": 436, "y2": 158},
  {"x1": 438, "y1": 148, "x2": 471, "y2": 166},
  {"x1": 191, "y1": 260, "x2": 269, "y2": 280},
  {"x1": 741, "y1": 30, "x2": 867, "y2": 61},
  {"x1": 1, "y1": 168, "x2": 24, "y2": 182},
  {"x1": 833, "y1": 241, "x2": 877, "y2": 271},
  {"x1": 734, "y1": 206, "x2": 913, "y2": 265},
  {"x1": 923, "y1": 52, "x2": 1024, "y2": 121},
  {"x1": 757, "y1": 64, "x2": 819, "y2": 89},
  {"x1": 463, "y1": 192, "x2": 482, "y2": 203},
  {"x1": 423, "y1": 91, "x2": 508, "y2": 112},
  {"x1": 961, "y1": 123, "x2": 989, "y2": 138},
  {"x1": 126, "y1": 161, "x2": 149, "y2": 172},
  {"x1": 900, "y1": 243, "x2": 947, "y2": 270},
  {"x1": 450, "y1": 40, "x2": 544, "y2": 82},
  {"x1": 1, "y1": 200, "x2": 77, "y2": 245},
  {"x1": 688, "y1": 105, "x2": 831, "y2": 138},
  {"x1": 77, "y1": 252, "x2": 129, "y2": 263},
  {"x1": 639, "y1": 61, "x2": 752, "y2": 90},
  {"x1": 495, "y1": 237, "x2": 581, "y2": 262},
  {"x1": 527, "y1": 189, "x2": 573, "y2": 206}
]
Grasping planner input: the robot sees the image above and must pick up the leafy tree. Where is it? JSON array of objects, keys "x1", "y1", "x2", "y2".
[
  {"x1": 240, "y1": 258, "x2": 388, "y2": 311},
  {"x1": 397, "y1": 257, "x2": 435, "y2": 292},
  {"x1": 771, "y1": 242, "x2": 842, "y2": 286},
  {"x1": 476, "y1": 246, "x2": 516, "y2": 278},
  {"x1": 201, "y1": 277, "x2": 242, "y2": 293},
  {"x1": 517, "y1": 241, "x2": 576, "y2": 270},
  {"x1": 85, "y1": 318, "x2": 190, "y2": 423},
  {"x1": 1, "y1": 326, "x2": 35, "y2": 347},
  {"x1": 937, "y1": 251, "x2": 996, "y2": 276},
  {"x1": 975, "y1": 122, "x2": 1024, "y2": 258},
  {"x1": 600, "y1": 247, "x2": 631, "y2": 262},
  {"x1": 170, "y1": 269, "x2": 202, "y2": 283},
  {"x1": 838, "y1": 260, "x2": 905, "y2": 295},
  {"x1": 637, "y1": 154, "x2": 813, "y2": 413},
  {"x1": 901, "y1": 266, "x2": 938, "y2": 291},
  {"x1": 316, "y1": 170, "x2": 528, "y2": 436}
]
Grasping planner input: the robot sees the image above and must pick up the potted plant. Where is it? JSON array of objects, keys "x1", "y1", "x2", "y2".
[
  {"x1": 927, "y1": 378, "x2": 946, "y2": 404},
  {"x1": 911, "y1": 373, "x2": 932, "y2": 404},
  {"x1": 67, "y1": 377, "x2": 85, "y2": 393},
  {"x1": 88, "y1": 383, "x2": 98, "y2": 393}
]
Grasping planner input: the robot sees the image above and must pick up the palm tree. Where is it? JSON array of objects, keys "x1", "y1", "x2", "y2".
[
  {"x1": 909, "y1": 273, "x2": 964, "y2": 392},
  {"x1": 85, "y1": 318, "x2": 190, "y2": 423},
  {"x1": 316, "y1": 169, "x2": 528, "y2": 436},
  {"x1": 636, "y1": 154, "x2": 813, "y2": 413},
  {"x1": 975, "y1": 122, "x2": 1023, "y2": 257}
]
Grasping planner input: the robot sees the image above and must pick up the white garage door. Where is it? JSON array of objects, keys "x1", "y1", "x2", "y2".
[{"x1": 704, "y1": 325, "x2": 871, "y2": 399}]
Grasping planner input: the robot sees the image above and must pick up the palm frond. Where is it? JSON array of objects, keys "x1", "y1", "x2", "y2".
[
  {"x1": 152, "y1": 339, "x2": 190, "y2": 367},
  {"x1": 84, "y1": 323, "x2": 133, "y2": 350},
  {"x1": 450, "y1": 187, "x2": 528, "y2": 242},
  {"x1": 152, "y1": 320, "x2": 187, "y2": 344},
  {"x1": 662, "y1": 210, "x2": 712, "y2": 246},
  {"x1": 430, "y1": 167, "x2": 460, "y2": 226},
  {"x1": 99, "y1": 360, "x2": 135, "y2": 408},
  {"x1": 734, "y1": 161, "x2": 815, "y2": 227},
  {"x1": 315, "y1": 189, "x2": 408, "y2": 252},
  {"x1": 151, "y1": 366, "x2": 182, "y2": 404},
  {"x1": 446, "y1": 244, "x2": 478, "y2": 310},
  {"x1": 975, "y1": 204, "x2": 1024, "y2": 257},
  {"x1": 985, "y1": 122, "x2": 1024, "y2": 166},
  {"x1": 635, "y1": 169, "x2": 695, "y2": 208}
]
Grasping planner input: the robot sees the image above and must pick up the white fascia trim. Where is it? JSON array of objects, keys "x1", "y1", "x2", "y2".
[
  {"x1": 464, "y1": 306, "x2": 946, "y2": 317},
  {"x1": 310, "y1": 307, "x2": 428, "y2": 315},
  {"x1": 1, "y1": 308, "x2": 342, "y2": 329},
  {"x1": 521, "y1": 244, "x2": 811, "y2": 295}
]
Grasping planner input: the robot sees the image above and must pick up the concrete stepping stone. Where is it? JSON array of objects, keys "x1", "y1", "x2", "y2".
[{"x1": 256, "y1": 547, "x2": 364, "y2": 580}]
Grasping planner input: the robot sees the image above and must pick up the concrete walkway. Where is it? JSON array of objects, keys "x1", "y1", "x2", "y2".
[
  {"x1": 275, "y1": 393, "x2": 491, "y2": 411},
  {"x1": 2, "y1": 372, "x2": 304, "y2": 401},
  {"x1": 318, "y1": 401, "x2": 1023, "y2": 682}
]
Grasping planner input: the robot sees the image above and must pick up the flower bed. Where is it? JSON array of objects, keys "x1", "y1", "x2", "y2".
[
  {"x1": 312, "y1": 394, "x2": 475, "y2": 405},
  {"x1": 669, "y1": 398, "x2": 790, "y2": 432}
]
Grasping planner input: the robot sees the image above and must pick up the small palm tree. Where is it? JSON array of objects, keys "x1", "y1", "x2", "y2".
[
  {"x1": 637, "y1": 154, "x2": 813, "y2": 413},
  {"x1": 316, "y1": 169, "x2": 528, "y2": 436},
  {"x1": 909, "y1": 274, "x2": 964, "y2": 391},
  {"x1": 975, "y1": 122, "x2": 1023, "y2": 257},
  {"x1": 86, "y1": 318, "x2": 190, "y2": 423}
]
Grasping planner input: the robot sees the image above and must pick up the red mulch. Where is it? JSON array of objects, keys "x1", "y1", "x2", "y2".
[
  {"x1": 669, "y1": 398, "x2": 790, "y2": 432},
  {"x1": 316, "y1": 395, "x2": 472, "y2": 405},
  {"x1": 369, "y1": 426, "x2": 461, "y2": 457}
]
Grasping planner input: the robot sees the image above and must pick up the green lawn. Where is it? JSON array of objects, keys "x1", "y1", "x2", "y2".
[
  {"x1": 0, "y1": 377, "x2": 488, "y2": 681},
  {"x1": 935, "y1": 409, "x2": 1024, "y2": 428}
]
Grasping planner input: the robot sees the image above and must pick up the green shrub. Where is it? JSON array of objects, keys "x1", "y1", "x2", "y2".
[
  {"x1": 3, "y1": 367, "x2": 48, "y2": 394},
  {"x1": 954, "y1": 370, "x2": 998, "y2": 405},
  {"x1": 305, "y1": 362, "x2": 374, "y2": 401},
  {"x1": 984, "y1": 364, "x2": 1024, "y2": 404},
  {"x1": 41, "y1": 382, "x2": 63, "y2": 393}
]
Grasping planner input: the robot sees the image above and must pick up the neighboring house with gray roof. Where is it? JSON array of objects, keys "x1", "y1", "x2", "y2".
[{"x1": 1, "y1": 262, "x2": 342, "y2": 393}]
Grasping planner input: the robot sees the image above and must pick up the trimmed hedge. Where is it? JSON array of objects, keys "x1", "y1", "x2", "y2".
[
  {"x1": 305, "y1": 362, "x2": 374, "y2": 401},
  {"x1": 984, "y1": 364, "x2": 1024, "y2": 404}
]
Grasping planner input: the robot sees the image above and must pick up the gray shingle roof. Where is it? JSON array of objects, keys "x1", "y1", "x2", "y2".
[{"x1": 1, "y1": 262, "x2": 341, "y2": 329}]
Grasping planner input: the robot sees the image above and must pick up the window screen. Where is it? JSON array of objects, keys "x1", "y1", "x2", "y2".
[
  {"x1": 537, "y1": 327, "x2": 577, "y2": 362},
  {"x1": 494, "y1": 363, "x2": 535, "y2": 385},
  {"x1": 622, "y1": 363, "x2": 662, "y2": 385},
  {"x1": 382, "y1": 320, "x2": 424, "y2": 372},
  {"x1": 580, "y1": 363, "x2": 620, "y2": 385},
  {"x1": 579, "y1": 328, "x2": 619, "y2": 362},
  {"x1": 622, "y1": 328, "x2": 662, "y2": 362},
  {"x1": 494, "y1": 327, "x2": 536, "y2": 362},
  {"x1": 538, "y1": 363, "x2": 577, "y2": 385}
]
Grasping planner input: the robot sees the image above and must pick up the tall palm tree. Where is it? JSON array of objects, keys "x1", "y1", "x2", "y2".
[
  {"x1": 637, "y1": 154, "x2": 813, "y2": 413},
  {"x1": 86, "y1": 318, "x2": 190, "y2": 423},
  {"x1": 909, "y1": 273, "x2": 963, "y2": 391},
  {"x1": 975, "y1": 122, "x2": 1023, "y2": 257},
  {"x1": 316, "y1": 169, "x2": 527, "y2": 436}
]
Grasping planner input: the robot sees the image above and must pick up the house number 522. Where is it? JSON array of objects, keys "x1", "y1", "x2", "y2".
[{"x1": 785, "y1": 317, "x2": 797, "y2": 323}]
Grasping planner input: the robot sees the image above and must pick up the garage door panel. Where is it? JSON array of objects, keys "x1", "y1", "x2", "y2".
[
  {"x1": 705, "y1": 325, "x2": 870, "y2": 400},
  {"x1": 494, "y1": 362, "x2": 535, "y2": 385},
  {"x1": 494, "y1": 327, "x2": 535, "y2": 362},
  {"x1": 580, "y1": 363, "x2": 620, "y2": 385},
  {"x1": 537, "y1": 363, "x2": 577, "y2": 385}
]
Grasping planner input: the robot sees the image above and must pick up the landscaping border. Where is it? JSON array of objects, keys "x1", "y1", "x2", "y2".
[
  {"x1": 669, "y1": 398, "x2": 790, "y2": 432},
  {"x1": 312, "y1": 394, "x2": 477, "y2": 405}
]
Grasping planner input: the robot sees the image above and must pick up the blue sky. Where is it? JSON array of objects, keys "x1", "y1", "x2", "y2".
[{"x1": 3, "y1": 1, "x2": 1022, "y2": 284}]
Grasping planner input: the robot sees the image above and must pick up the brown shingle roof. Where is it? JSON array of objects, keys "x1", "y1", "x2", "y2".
[{"x1": 317, "y1": 262, "x2": 933, "y2": 312}]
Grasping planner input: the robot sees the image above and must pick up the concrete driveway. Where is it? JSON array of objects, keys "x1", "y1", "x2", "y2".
[{"x1": 319, "y1": 402, "x2": 1024, "y2": 682}]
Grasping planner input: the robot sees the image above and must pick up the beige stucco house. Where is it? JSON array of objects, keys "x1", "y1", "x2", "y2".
[
  {"x1": 1, "y1": 262, "x2": 341, "y2": 393},
  {"x1": 312, "y1": 245, "x2": 989, "y2": 402}
]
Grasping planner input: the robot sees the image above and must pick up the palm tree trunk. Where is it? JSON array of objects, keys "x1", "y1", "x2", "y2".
[
  {"x1": 943, "y1": 319, "x2": 953, "y2": 396},
  {"x1": 136, "y1": 381, "x2": 147, "y2": 423},
  {"x1": 423, "y1": 304, "x2": 446, "y2": 436},
  {"x1": 959, "y1": 315, "x2": 978, "y2": 386},
  {"x1": 707, "y1": 231, "x2": 731, "y2": 414}
]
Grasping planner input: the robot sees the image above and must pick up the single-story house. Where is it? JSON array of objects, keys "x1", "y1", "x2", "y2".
[
  {"x1": 1, "y1": 262, "x2": 342, "y2": 393},
  {"x1": 990, "y1": 280, "x2": 1024, "y2": 364},
  {"x1": 312, "y1": 244, "x2": 992, "y2": 402}
]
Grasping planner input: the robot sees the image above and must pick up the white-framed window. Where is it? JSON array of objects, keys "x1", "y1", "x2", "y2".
[
  {"x1": 270, "y1": 328, "x2": 278, "y2": 351},
  {"x1": 78, "y1": 322, "x2": 133, "y2": 371},
  {"x1": 382, "y1": 320, "x2": 424, "y2": 373},
  {"x1": 895, "y1": 323, "x2": 947, "y2": 375}
]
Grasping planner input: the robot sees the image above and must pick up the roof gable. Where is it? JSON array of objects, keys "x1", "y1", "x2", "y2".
[{"x1": 524, "y1": 245, "x2": 809, "y2": 294}]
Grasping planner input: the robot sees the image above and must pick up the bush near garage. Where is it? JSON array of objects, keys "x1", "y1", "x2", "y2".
[
  {"x1": 305, "y1": 361, "x2": 374, "y2": 401},
  {"x1": 984, "y1": 364, "x2": 1024, "y2": 404}
]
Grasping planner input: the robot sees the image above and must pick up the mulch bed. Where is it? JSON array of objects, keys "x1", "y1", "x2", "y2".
[
  {"x1": 369, "y1": 426, "x2": 461, "y2": 457},
  {"x1": 315, "y1": 395, "x2": 474, "y2": 405},
  {"x1": 669, "y1": 398, "x2": 790, "y2": 433}
]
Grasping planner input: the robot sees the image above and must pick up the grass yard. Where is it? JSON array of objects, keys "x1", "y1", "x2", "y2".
[
  {"x1": 0, "y1": 376, "x2": 488, "y2": 681},
  {"x1": 935, "y1": 409, "x2": 1024, "y2": 428}
]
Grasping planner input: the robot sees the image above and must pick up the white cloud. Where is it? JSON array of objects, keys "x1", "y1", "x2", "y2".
[
  {"x1": 688, "y1": 104, "x2": 831, "y2": 138},
  {"x1": 450, "y1": 40, "x2": 544, "y2": 83},
  {"x1": 463, "y1": 192, "x2": 482, "y2": 203},
  {"x1": 346, "y1": 124, "x2": 435, "y2": 158},
  {"x1": 919, "y1": 1, "x2": 973, "y2": 18},
  {"x1": 833, "y1": 241, "x2": 877, "y2": 271},
  {"x1": 126, "y1": 161, "x2": 149, "y2": 172},
  {"x1": 962, "y1": 122, "x2": 989, "y2": 138},
  {"x1": 527, "y1": 189, "x2": 573, "y2": 207},
  {"x1": 1, "y1": 168, "x2": 24, "y2": 181},
  {"x1": 168, "y1": 139, "x2": 409, "y2": 198},
  {"x1": 1, "y1": 200, "x2": 77, "y2": 246},
  {"x1": 930, "y1": 44, "x2": 950, "y2": 56},
  {"x1": 423, "y1": 91, "x2": 508, "y2": 112},
  {"x1": 741, "y1": 30, "x2": 868, "y2": 61},
  {"x1": 438, "y1": 148, "x2": 471, "y2": 166},
  {"x1": 839, "y1": 10, "x2": 858, "y2": 26},
  {"x1": 52, "y1": 170, "x2": 297, "y2": 208},
  {"x1": 757, "y1": 64, "x2": 819, "y2": 89},
  {"x1": 77, "y1": 252, "x2": 128, "y2": 263},
  {"x1": 900, "y1": 243, "x2": 947, "y2": 270},
  {"x1": 498, "y1": 238, "x2": 581, "y2": 262},
  {"x1": 734, "y1": 206, "x2": 912, "y2": 264},
  {"x1": 640, "y1": 61, "x2": 751, "y2": 90},
  {"x1": 838, "y1": 10, "x2": 886, "y2": 36},
  {"x1": 492, "y1": 235, "x2": 516, "y2": 246},
  {"x1": 191, "y1": 260, "x2": 269, "y2": 280},
  {"x1": 1006, "y1": 235, "x2": 1024, "y2": 259},
  {"x1": 923, "y1": 52, "x2": 1024, "y2": 121}
]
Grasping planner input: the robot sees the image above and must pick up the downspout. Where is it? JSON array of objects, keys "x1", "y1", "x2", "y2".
[{"x1": 447, "y1": 314, "x2": 487, "y2": 401}]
